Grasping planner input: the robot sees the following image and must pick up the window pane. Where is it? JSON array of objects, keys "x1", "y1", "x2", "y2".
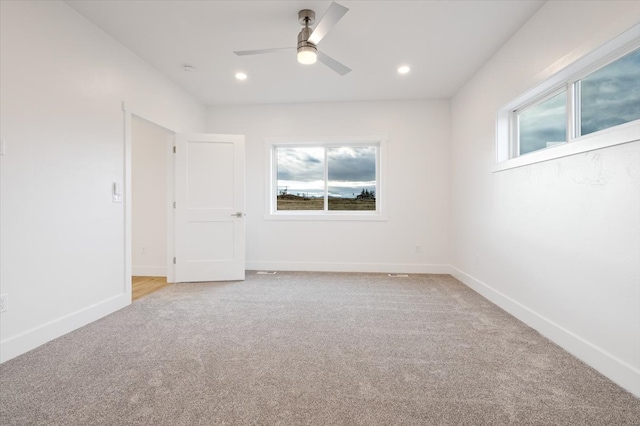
[
  {"x1": 518, "y1": 91, "x2": 567, "y2": 155},
  {"x1": 580, "y1": 48, "x2": 640, "y2": 136},
  {"x1": 276, "y1": 147, "x2": 324, "y2": 210},
  {"x1": 327, "y1": 147, "x2": 376, "y2": 211}
]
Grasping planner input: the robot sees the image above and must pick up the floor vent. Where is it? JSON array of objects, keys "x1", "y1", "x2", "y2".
[
  {"x1": 256, "y1": 271, "x2": 277, "y2": 275},
  {"x1": 388, "y1": 273, "x2": 409, "y2": 278}
]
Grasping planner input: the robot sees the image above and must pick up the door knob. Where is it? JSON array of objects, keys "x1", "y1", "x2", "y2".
[{"x1": 231, "y1": 212, "x2": 244, "y2": 218}]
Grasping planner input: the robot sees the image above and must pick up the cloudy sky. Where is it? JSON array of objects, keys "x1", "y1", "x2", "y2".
[
  {"x1": 277, "y1": 146, "x2": 376, "y2": 198},
  {"x1": 519, "y1": 47, "x2": 639, "y2": 155},
  {"x1": 519, "y1": 91, "x2": 566, "y2": 155},
  {"x1": 580, "y1": 48, "x2": 640, "y2": 135}
]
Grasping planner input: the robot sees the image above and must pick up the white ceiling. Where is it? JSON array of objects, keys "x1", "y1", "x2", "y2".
[{"x1": 65, "y1": 0, "x2": 544, "y2": 106}]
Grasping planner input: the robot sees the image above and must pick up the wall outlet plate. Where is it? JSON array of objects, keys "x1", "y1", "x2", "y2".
[{"x1": 0, "y1": 294, "x2": 7, "y2": 313}]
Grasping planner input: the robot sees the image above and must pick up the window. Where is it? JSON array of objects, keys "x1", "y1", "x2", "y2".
[
  {"x1": 577, "y1": 48, "x2": 640, "y2": 137},
  {"x1": 517, "y1": 90, "x2": 567, "y2": 155},
  {"x1": 496, "y1": 24, "x2": 640, "y2": 170},
  {"x1": 265, "y1": 139, "x2": 386, "y2": 220}
]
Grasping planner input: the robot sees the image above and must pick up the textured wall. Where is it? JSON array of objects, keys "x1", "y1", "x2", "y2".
[
  {"x1": 209, "y1": 100, "x2": 451, "y2": 273},
  {"x1": 0, "y1": 0, "x2": 206, "y2": 361},
  {"x1": 450, "y1": 1, "x2": 640, "y2": 395}
]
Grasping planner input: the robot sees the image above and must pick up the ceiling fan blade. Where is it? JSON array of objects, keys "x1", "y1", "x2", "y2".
[
  {"x1": 234, "y1": 47, "x2": 294, "y2": 56},
  {"x1": 308, "y1": 2, "x2": 349, "y2": 45},
  {"x1": 317, "y1": 51, "x2": 351, "y2": 76}
]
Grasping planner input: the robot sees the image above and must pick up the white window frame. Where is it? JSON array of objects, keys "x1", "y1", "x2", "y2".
[
  {"x1": 264, "y1": 137, "x2": 388, "y2": 221},
  {"x1": 495, "y1": 23, "x2": 640, "y2": 172},
  {"x1": 513, "y1": 86, "x2": 568, "y2": 156}
]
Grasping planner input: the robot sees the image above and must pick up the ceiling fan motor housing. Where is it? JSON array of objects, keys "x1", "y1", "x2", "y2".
[
  {"x1": 297, "y1": 9, "x2": 317, "y2": 54},
  {"x1": 297, "y1": 26, "x2": 317, "y2": 52}
]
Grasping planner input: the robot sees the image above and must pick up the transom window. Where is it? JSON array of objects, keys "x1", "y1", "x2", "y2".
[
  {"x1": 496, "y1": 24, "x2": 640, "y2": 170},
  {"x1": 265, "y1": 139, "x2": 386, "y2": 220},
  {"x1": 514, "y1": 47, "x2": 639, "y2": 157},
  {"x1": 517, "y1": 89, "x2": 567, "y2": 155}
]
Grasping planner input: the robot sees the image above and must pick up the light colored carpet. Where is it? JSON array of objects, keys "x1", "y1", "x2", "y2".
[{"x1": 1, "y1": 272, "x2": 638, "y2": 425}]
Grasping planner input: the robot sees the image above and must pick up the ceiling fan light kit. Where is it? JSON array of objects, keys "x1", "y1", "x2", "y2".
[
  {"x1": 234, "y1": 2, "x2": 351, "y2": 75},
  {"x1": 297, "y1": 45, "x2": 317, "y2": 64},
  {"x1": 297, "y1": 10, "x2": 318, "y2": 65}
]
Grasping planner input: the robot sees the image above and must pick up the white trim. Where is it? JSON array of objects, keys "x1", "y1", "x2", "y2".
[
  {"x1": 0, "y1": 293, "x2": 129, "y2": 363},
  {"x1": 450, "y1": 266, "x2": 640, "y2": 398},
  {"x1": 493, "y1": 121, "x2": 639, "y2": 172},
  {"x1": 123, "y1": 107, "x2": 132, "y2": 302},
  {"x1": 246, "y1": 261, "x2": 451, "y2": 275},
  {"x1": 496, "y1": 23, "x2": 640, "y2": 170},
  {"x1": 132, "y1": 266, "x2": 167, "y2": 277},
  {"x1": 264, "y1": 136, "x2": 388, "y2": 221},
  {"x1": 124, "y1": 107, "x2": 177, "y2": 287},
  {"x1": 166, "y1": 134, "x2": 175, "y2": 283},
  {"x1": 514, "y1": 87, "x2": 568, "y2": 156}
]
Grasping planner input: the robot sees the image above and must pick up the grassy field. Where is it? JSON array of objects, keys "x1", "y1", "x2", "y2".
[{"x1": 277, "y1": 196, "x2": 375, "y2": 211}]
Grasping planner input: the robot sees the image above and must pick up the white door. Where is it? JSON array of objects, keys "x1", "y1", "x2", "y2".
[{"x1": 174, "y1": 133, "x2": 245, "y2": 282}]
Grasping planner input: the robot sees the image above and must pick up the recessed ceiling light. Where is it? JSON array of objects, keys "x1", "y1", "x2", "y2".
[
  {"x1": 235, "y1": 72, "x2": 248, "y2": 80},
  {"x1": 398, "y1": 65, "x2": 410, "y2": 74}
]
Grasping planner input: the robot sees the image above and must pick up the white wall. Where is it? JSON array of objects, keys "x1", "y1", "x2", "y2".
[
  {"x1": 208, "y1": 100, "x2": 451, "y2": 273},
  {"x1": 132, "y1": 117, "x2": 171, "y2": 277},
  {"x1": 450, "y1": 1, "x2": 640, "y2": 396},
  {"x1": 0, "y1": 0, "x2": 206, "y2": 362}
]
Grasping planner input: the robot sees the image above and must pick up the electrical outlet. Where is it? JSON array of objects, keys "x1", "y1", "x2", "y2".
[
  {"x1": 142, "y1": 246, "x2": 147, "y2": 255},
  {"x1": 415, "y1": 244, "x2": 421, "y2": 253},
  {"x1": 112, "y1": 182, "x2": 122, "y2": 203},
  {"x1": 0, "y1": 294, "x2": 7, "y2": 313}
]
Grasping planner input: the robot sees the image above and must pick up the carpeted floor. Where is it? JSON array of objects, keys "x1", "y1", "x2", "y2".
[{"x1": 1, "y1": 272, "x2": 638, "y2": 425}]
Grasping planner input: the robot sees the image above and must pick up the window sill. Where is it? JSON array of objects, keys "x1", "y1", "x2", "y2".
[
  {"x1": 263, "y1": 211, "x2": 389, "y2": 221},
  {"x1": 493, "y1": 120, "x2": 639, "y2": 172}
]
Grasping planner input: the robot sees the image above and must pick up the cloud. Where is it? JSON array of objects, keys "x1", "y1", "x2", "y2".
[
  {"x1": 276, "y1": 146, "x2": 377, "y2": 197},
  {"x1": 276, "y1": 147, "x2": 323, "y2": 182},
  {"x1": 519, "y1": 92, "x2": 566, "y2": 154},
  {"x1": 580, "y1": 48, "x2": 640, "y2": 135},
  {"x1": 328, "y1": 147, "x2": 376, "y2": 182}
]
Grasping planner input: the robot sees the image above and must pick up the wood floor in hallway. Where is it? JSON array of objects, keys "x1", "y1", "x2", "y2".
[{"x1": 132, "y1": 276, "x2": 169, "y2": 301}]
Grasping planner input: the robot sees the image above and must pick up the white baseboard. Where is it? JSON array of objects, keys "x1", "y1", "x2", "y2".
[
  {"x1": 132, "y1": 266, "x2": 166, "y2": 277},
  {"x1": 246, "y1": 261, "x2": 452, "y2": 275},
  {"x1": 0, "y1": 293, "x2": 130, "y2": 363},
  {"x1": 450, "y1": 266, "x2": 640, "y2": 398}
]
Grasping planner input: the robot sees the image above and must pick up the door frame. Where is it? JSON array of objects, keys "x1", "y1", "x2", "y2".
[{"x1": 124, "y1": 106, "x2": 177, "y2": 303}]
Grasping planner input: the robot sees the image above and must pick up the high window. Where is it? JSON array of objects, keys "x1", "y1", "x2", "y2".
[
  {"x1": 265, "y1": 139, "x2": 386, "y2": 220},
  {"x1": 496, "y1": 24, "x2": 640, "y2": 170}
]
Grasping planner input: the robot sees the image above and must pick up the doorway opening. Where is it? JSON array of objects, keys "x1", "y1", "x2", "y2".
[{"x1": 131, "y1": 115, "x2": 174, "y2": 300}]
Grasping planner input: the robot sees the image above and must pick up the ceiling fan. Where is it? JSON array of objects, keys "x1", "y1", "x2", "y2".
[{"x1": 233, "y1": 2, "x2": 351, "y2": 76}]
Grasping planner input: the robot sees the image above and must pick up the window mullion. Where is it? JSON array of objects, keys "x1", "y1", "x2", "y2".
[
  {"x1": 272, "y1": 147, "x2": 278, "y2": 213},
  {"x1": 566, "y1": 81, "x2": 575, "y2": 142},
  {"x1": 512, "y1": 111, "x2": 520, "y2": 159},
  {"x1": 573, "y1": 80, "x2": 582, "y2": 140},
  {"x1": 323, "y1": 147, "x2": 328, "y2": 211}
]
